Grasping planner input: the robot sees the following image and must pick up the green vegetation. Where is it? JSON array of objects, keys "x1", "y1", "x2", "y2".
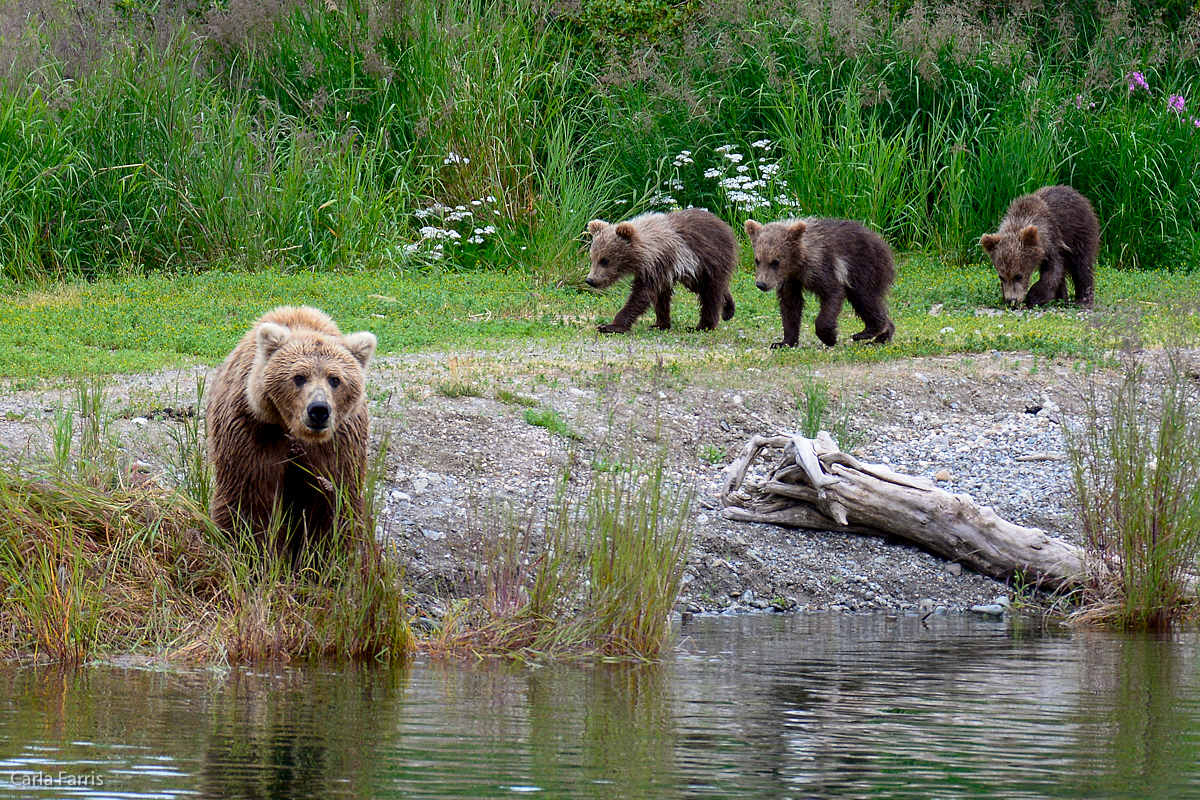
[
  {"x1": 3, "y1": 0, "x2": 1200, "y2": 638},
  {"x1": 0, "y1": 378, "x2": 410, "y2": 663},
  {"x1": 0, "y1": 0, "x2": 1197, "y2": 288},
  {"x1": 523, "y1": 407, "x2": 584, "y2": 441},
  {"x1": 447, "y1": 460, "x2": 693, "y2": 661},
  {"x1": 1, "y1": 259, "x2": 1198, "y2": 381},
  {"x1": 793, "y1": 373, "x2": 867, "y2": 452},
  {"x1": 1068, "y1": 349, "x2": 1200, "y2": 628}
]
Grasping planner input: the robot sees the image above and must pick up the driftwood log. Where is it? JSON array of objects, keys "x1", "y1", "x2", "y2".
[{"x1": 721, "y1": 432, "x2": 1087, "y2": 591}]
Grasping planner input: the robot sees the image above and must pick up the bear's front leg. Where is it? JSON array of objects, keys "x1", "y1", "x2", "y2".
[
  {"x1": 1024, "y1": 254, "x2": 1064, "y2": 307},
  {"x1": 599, "y1": 276, "x2": 655, "y2": 333},
  {"x1": 772, "y1": 280, "x2": 804, "y2": 348},
  {"x1": 650, "y1": 285, "x2": 673, "y2": 330}
]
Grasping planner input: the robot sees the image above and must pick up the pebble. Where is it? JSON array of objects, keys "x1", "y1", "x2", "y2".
[{"x1": 970, "y1": 604, "x2": 1006, "y2": 616}]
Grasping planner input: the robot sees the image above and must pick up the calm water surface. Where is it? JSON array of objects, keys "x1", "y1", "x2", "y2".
[{"x1": 2, "y1": 613, "x2": 1200, "y2": 799}]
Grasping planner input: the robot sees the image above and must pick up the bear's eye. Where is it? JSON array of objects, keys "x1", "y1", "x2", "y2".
[
  {"x1": 599, "y1": 257, "x2": 609, "y2": 266},
  {"x1": 328, "y1": 376, "x2": 341, "y2": 389},
  {"x1": 293, "y1": 375, "x2": 307, "y2": 387},
  {"x1": 770, "y1": 259, "x2": 780, "y2": 269}
]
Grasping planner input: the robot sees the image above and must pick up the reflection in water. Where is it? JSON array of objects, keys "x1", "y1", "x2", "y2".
[{"x1": 1, "y1": 615, "x2": 1199, "y2": 799}]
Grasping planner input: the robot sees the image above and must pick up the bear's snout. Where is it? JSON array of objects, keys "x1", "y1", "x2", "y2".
[
  {"x1": 306, "y1": 401, "x2": 331, "y2": 429},
  {"x1": 755, "y1": 280, "x2": 770, "y2": 292},
  {"x1": 585, "y1": 276, "x2": 598, "y2": 287}
]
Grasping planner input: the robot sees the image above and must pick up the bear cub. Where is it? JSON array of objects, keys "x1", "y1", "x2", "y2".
[
  {"x1": 745, "y1": 217, "x2": 895, "y2": 348},
  {"x1": 586, "y1": 208, "x2": 737, "y2": 333},
  {"x1": 207, "y1": 305, "x2": 377, "y2": 558},
  {"x1": 980, "y1": 185, "x2": 1099, "y2": 308}
]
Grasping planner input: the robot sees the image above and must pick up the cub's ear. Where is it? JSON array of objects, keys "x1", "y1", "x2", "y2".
[
  {"x1": 614, "y1": 221, "x2": 637, "y2": 240},
  {"x1": 980, "y1": 233, "x2": 1001, "y2": 253},
  {"x1": 787, "y1": 219, "x2": 807, "y2": 240},
  {"x1": 587, "y1": 219, "x2": 609, "y2": 236},
  {"x1": 744, "y1": 219, "x2": 762, "y2": 240},
  {"x1": 1019, "y1": 225, "x2": 1040, "y2": 246},
  {"x1": 342, "y1": 331, "x2": 378, "y2": 369},
  {"x1": 255, "y1": 322, "x2": 290, "y2": 361}
]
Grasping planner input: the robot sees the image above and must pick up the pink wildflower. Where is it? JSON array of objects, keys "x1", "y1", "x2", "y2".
[
  {"x1": 1167, "y1": 95, "x2": 1186, "y2": 114},
  {"x1": 1127, "y1": 71, "x2": 1149, "y2": 93}
]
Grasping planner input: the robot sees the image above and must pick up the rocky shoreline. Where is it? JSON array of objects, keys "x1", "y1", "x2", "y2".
[
  {"x1": 368, "y1": 343, "x2": 1086, "y2": 622},
  {"x1": 0, "y1": 342, "x2": 1088, "y2": 622}
]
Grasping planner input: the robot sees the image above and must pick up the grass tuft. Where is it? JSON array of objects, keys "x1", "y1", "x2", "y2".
[
  {"x1": 0, "y1": 379, "x2": 410, "y2": 664},
  {"x1": 1068, "y1": 347, "x2": 1200, "y2": 628},
  {"x1": 444, "y1": 459, "x2": 693, "y2": 661}
]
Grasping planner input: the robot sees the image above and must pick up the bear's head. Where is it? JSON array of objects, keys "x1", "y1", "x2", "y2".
[
  {"x1": 584, "y1": 218, "x2": 641, "y2": 289},
  {"x1": 981, "y1": 225, "x2": 1043, "y2": 307},
  {"x1": 746, "y1": 218, "x2": 807, "y2": 292},
  {"x1": 247, "y1": 317, "x2": 377, "y2": 444}
]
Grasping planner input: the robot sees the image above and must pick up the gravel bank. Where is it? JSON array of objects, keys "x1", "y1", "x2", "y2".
[{"x1": 0, "y1": 342, "x2": 1088, "y2": 620}]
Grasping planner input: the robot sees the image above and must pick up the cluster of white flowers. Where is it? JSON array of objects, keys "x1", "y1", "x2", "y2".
[
  {"x1": 466, "y1": 225, "x2": 497, "y2": 245},
  {"x1": 443, "y1": 152, "x2": 470, "y2": 165},
  {"x1": 707, "y1": 140, "x2": 799, "y2": 214},
  {"x1": 402, "y1": 194, "x2": 501, "y2": 259},
  {"x1": 655, "y1": 140, "x2": 799, "y2": 215}
]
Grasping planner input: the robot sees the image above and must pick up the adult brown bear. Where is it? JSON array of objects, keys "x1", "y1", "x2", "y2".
[{"x1": 207, "y1": 305, "x2": 377, "y2": 558}]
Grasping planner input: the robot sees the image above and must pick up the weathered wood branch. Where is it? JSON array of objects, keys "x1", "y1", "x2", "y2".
[{"x1": 721, "y1": 432, "x2": 1087, "y2": 591}]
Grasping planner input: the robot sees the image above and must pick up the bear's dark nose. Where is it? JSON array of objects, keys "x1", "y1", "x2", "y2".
[
  {"x1": 585, "y1": 277, "x2": 597, "y2": 287},
  {"x1": 306, "y1": 402, "x2": 331, "y2": 428},
  {"x1": 755, "y1": 281, "x2": 769, "y2": 292}
]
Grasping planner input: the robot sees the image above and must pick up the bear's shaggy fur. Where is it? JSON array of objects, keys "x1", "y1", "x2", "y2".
[
  {"x1": 207, "y1": 305, "x2": 377, "y2": 557},
  {"x1": 585, "y1": 208, "x2": 737, "y2": 333},
  {"x1": 745, "y1": 217, "x2": 895, "y2": 348},
  {"x1": 980, "y1": 185, "x2": 1099, "y2": 308}
]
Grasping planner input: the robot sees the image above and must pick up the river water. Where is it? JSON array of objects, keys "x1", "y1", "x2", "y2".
[{"x1": 2, "y1": 613, "x2": 1199, "y2": 799}]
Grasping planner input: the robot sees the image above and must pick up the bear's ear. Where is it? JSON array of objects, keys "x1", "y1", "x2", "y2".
[
  {"x1": 614, "y1": 221, "x2": 638, "y2": 240},
  {"x1": 1019, "y1": 225, "x2": 1040, "y2": 247},
  {"x1": 744, "y1": 219, "x2": 762, "y2": 240},
  {"x1": 787, "y1": 220, "x2": 807, "y2": 240},
  {"x1": 587, "y1": 219, "x2": 609, "y2": 236},
  {"x1": 342, "y1": 331, "x2": 378, "y2": 369},
  {"x1": 255, "y1": 322, "x2": 290, "y2": 361},
  {"x1": 980, "y1": 233, "x2": 1000, "y2": 253}
]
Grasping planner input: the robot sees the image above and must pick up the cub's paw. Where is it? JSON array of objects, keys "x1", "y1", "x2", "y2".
[
  {"x1": 597, "y1": 323, "x2": 629, "y2": 334},
  {"x1": 769, "y1": 340, "x2": 798, "y2": 350},
  {"x1": 1024, "y1": 281, "x2": 1055, "y2": 307}
]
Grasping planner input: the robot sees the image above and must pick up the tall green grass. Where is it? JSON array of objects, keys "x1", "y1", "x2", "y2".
[
  {"x1": 0, "y1": 376, "x2": 410, "y2": 663},
  {"x1": 452, "y1": 459, "x2": 693, "y2": 661},
  {"x1": 2, "y1": 1, "x2": 1197, "y2": 283},
  {"x1": 1068, "y1": 348, "x2": 1200, "y2": 628}
]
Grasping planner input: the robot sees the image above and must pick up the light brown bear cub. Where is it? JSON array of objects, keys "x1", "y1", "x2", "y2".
[
  {"x1": 745, "y1": 217, "x2": 895, "y2": 348},
  {"x1": 207, "y1": 305, "x2": 377, "y2": 558},
  {"x1": 586, "y1": 208, "x2": 737, "y2": 333},
  {"x1": 980, "y1": 185, "x2": 1098, "y2": 308}
]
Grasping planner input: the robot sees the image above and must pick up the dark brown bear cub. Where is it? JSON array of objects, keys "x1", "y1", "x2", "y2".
[
  {"x1": 745, "y1": 217, "x2": 895, "y2": 348},
  {"x1": 586, "y1": 208, "x2": 737, "y2": 333},
  {"x1": 207, "y1": 305, "x2": 377, "y2": 559},
  {"x1": 980, "y1": 185, "x2": 1099, "y2": 308}
]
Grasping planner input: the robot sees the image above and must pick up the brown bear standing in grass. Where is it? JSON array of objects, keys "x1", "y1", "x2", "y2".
[
  {"x1": 585, "y1": 208, "x2": 737, "y2": 333},
  {"x1": 207, "y1": 305, "x2": 377, "y2": 559},
  {"x1": 980, "y1": 185, "x2": 1099, "y2": 308},
  {"x1": 745, "y1": 217, "x2": 895, "y2": 348}
]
